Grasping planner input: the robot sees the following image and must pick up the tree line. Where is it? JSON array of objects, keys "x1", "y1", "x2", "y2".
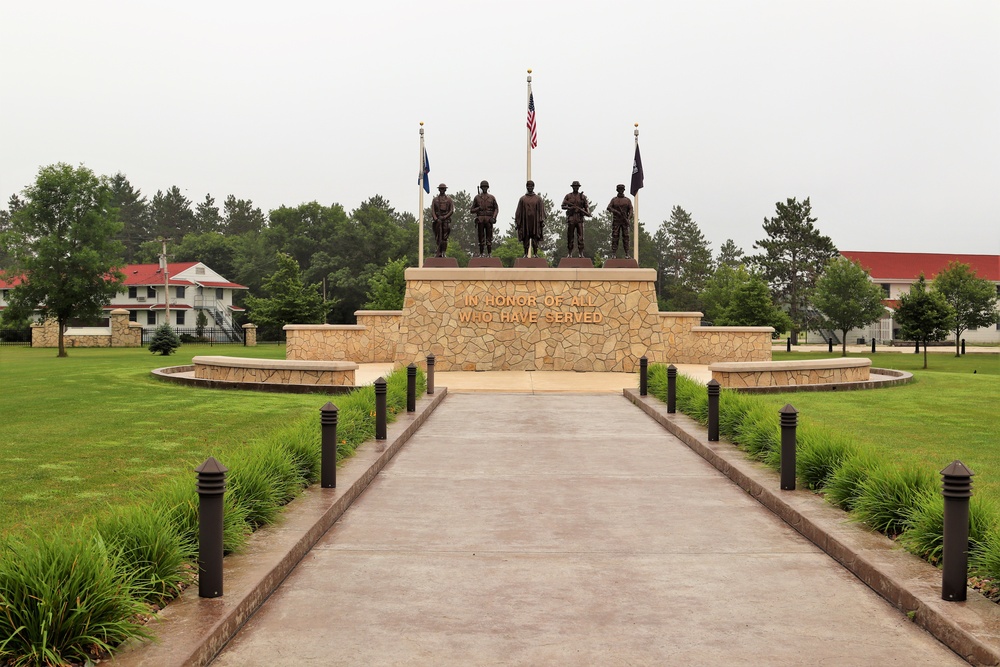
[{"x1": 1, "y1": 164, "x2": 995, "y2": 355}]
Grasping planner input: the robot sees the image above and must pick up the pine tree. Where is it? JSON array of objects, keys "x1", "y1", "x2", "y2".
[
  {"x1": 148, "y1": 323, "x2": 181, "y2": 355},
  {"x1": 749, "y1": 197, "x2": 838, "y2": 343},
  {"x1": 657, "y1": 206, "x2": 713, "y2": 311}
]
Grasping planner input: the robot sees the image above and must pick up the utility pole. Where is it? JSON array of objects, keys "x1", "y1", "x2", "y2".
[{"x1": 159, "y1": 237, "x2": 171, "y2": 325}]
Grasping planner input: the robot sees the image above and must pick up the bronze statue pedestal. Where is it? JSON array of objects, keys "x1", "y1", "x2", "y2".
[
  {"x1": 604, "y1": 258, "x2": 639, "y2": 268},
  {"x1": 468, "y1": 257, "x2": 502, "y2": 268},
  {"x1": 513, "y1": 257, "x2": 548, "y2": 268},
  {"x1": 424, "y1": 257, "x2": 460, "y2": 268},
  {"x1": 557, "y1": 257, "x2": 594, "y2": 268}
]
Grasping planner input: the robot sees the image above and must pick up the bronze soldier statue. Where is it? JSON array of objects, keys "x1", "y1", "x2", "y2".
[
  {"x1": 470, "y1": 180, "x2": 499, "y2": 257},
  {"x1": 431, "y1": 183, "x2": 454, "y2": 257},
  {"x1": 606, "y1": 184, "x2": 633, "y2": 258},
  {"x1": 515, "y1": 180, "x2": 545, "y2": 257},
  {"x1": 561, "y1": 180, "x2": 591, "y2": 258}
]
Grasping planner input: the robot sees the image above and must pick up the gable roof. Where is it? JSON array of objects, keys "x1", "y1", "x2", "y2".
[
  {"x1": 1, "y1": 263, "x2": 247, "y2": 290},
  {"x1": 841, "y1": 251, "x2": 1000, "y2": 283}
]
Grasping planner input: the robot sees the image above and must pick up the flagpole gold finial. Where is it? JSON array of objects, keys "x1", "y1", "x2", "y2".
[
  {"x1": 527, "y1": 68, "x2": 532, "y2": 82},
  {"x1": 634, "y1": 122, "x2": 639, "y2": 139}
]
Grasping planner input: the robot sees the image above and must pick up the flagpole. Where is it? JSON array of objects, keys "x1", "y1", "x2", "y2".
[
  {"x1": 633, "y1": 123, "x2": 640, "y2": 262},
  {"x1": 526, "y1": 69, "x2": 533, "y2": 182},
  {"x1": 418, "y1": 122, "x2": 425, "y2": 269}
]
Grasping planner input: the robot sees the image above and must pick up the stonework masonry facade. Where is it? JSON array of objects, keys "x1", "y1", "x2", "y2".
[{"x1": 285, "y1": 268, "x2": 773, "y2": 371}]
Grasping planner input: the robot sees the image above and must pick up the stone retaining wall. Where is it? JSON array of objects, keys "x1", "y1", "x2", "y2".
[
  {"x1": 285, "y1": 310, "x2": 401, "y2": 364},
  {"x1": 709, "y1": 358, "x2": 871, "y2": 388},
  {"x1": 193, "y1": 356, "x2": 356, "y2": 386},
  {"x1": 31, "y1": 309, "x2": 143, "y2": 348}
]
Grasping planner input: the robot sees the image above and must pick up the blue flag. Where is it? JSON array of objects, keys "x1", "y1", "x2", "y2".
[{"x1": 421, "y1": 147, "x2": 430, "y2": 194}]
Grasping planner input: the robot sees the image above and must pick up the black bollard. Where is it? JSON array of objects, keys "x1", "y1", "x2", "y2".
[
  {"x1": 871, "y1": 338, "x2": 876, "y2": 354},
  {"x1": 375, "y1": 377, "x2": 387, "y2": 440},
  {"x1": 961, "y1": 339, "x2": 966, "y2": 356},
  {"x1": 828, "y1": 337, "x2": 834, "y2": 353},
  {"x1": 915, "y1": 340, "x2": 920, "y2": 354},
  {"x1": 667, "y1": 364, "x2": 677, "y2": 414},
  {"x1": 320, "y1": 402, "x2": 338, "y2": 489},
  {"x1": 941, "y1": 460, "x2": 974, "y2": 602},
  {"x1": 707, "y1": 380, "x2": 720, "y2": 442},
  {"x1": 786, "y1": 338, "x2": 791, "y2": 353},
  {"x1": 196, "y1": 457, "x2": 227, "y2": 598},
  {"x1": 779, "y1": 405, "x2": 798, "y2": 491},
  {"x1": 407, "y1": 363, "x2": 416, "y2": 412},
  {"x1": 639, "y1": 356, "x2": 648, "y2": 396},
  {"x1": 426, "y1": 353, "x2": 435, "y2": 395}
]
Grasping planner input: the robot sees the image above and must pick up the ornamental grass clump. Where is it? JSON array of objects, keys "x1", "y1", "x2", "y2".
[
  {"x1": 824, "y1": 450, "x2": 883, "y2": 512},
  {"x1": 852, "y1": 465, "x2": 939, "y2": 537},
  {"x1": 0, "y1": 530, "x2": 151, "y2": 667},
  {"x1": 155, "y1": 475, "x2": 251, "y2": 556},
  {"x1": 226, "y1": 442, "x2": 302, "y2": 530},
  {"x1": 732, "y1": 404, "x2": 780, "y2": 463},
  {"x1": 899, "y1": 495, "x2": 996, "y2": 566},
  {"x1": 796, "y1": 425, "x2": 858, "y2": 491},
  {"x1": 96, "y1": 505, "x2": 194, "y2": 605}
]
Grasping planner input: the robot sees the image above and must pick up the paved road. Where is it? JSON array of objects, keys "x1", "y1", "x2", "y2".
[{"x1": 212, "y1": 393, "x2": 964, "y2": 666}]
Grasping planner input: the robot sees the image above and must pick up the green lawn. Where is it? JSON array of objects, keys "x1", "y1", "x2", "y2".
[
  {"x1": 0, "y1": 344, "x2": 347, "y2": 536},
  {"x1": 766, "y1": 350, "x2": 1000, "y2": 499}
]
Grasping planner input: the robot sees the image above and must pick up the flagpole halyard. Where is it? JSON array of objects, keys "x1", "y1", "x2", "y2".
[
  {"x1": 526, "y1": 69, "x2": 533, "y2": 183},
  {"x1": 632, "y1": 123, "x2": 641, "y2": 261},
  {"x1": 418, "y1": 122, "x2": 425, "y2": 268}
]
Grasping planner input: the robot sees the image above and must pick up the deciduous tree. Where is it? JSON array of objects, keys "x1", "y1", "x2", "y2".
[
  {"x1": 245, "y1": 253, "x2": 331, "y2": 339},
  {"x1": 813, "y1": 257, "x2": 887, "y2": 356},
  {"x1": 2, "y1": 163, "x2": 125, "y2": 356},
  {"x1": 894, "y1": 274, "x2": 953, "y2": 369},
  {"x1": 749, "y1": 197, "x2": 838, "y2": 343},
  {"x1": 364, "y1": 258, "x2": 408, "y2": 310},
  {"x1": 932, "y1": 261, "x2": 999, "y2": 356}
]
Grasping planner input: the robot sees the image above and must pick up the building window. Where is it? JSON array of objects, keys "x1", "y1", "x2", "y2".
[
  {"x1": 880, "y1": 283, "x2": 891, "y2": 298},
  {"x1": 147, "y1": 311, "x2": 157, "y2": 325},
  {"x1": 147, "y1": 286, "x2": 156, "y2": 298},
  {"x1": 128, "y1": 286, "x2": 137, "y2": 298},
  {"x1": 176, "y1": 286, "x2": 186, "y2": 298},
  {"x1": 216, "y1": 288, "x2": 224, "y2": 300},
  {"x1": 128, "y1": 310, "x2": 137, "y2": 322},
  {"x1": 176, "y1": 310, "x2": 186, "y2": 325}
]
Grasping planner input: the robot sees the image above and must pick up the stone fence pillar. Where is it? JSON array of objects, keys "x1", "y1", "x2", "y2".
[
  {"x1": 243, "y1": 323, "x2": 257, "y2": 347},
  {"x1": 110, "y1": 309, "x2": 142, "y2": 347}
]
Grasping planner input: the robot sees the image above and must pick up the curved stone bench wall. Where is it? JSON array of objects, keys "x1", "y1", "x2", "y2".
[
  {"x1": 709, "y1": 358, "x2": 871, "y2": 388},
  {"x1": 193, "y1": 356, "x2": 357, "y2": 386}
]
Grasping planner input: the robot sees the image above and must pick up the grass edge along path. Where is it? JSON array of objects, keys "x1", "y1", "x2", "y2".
[
  {"x1": 646, "y1": 363, "x2": 1000, "y2": 602},
  {"x1": 0, "y1": 368, "x2": 423, "y2": 667}
]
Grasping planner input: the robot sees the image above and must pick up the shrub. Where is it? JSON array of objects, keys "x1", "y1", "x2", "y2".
[
  {"x1": 0, "y1": 530, "x2": 151, "y2": 666},
  {"x1": 148, "y1": 324, "x2": 181, "y2": 356},
  {"x1": 796, "y1": 425, "x2": 858, "y2": 491},
  {"x1": 96, "y1": 505, "x2": 194, "y2": 605},
  {"x1": 852, "y1": 465, "x2": 938, "y2": 537}
]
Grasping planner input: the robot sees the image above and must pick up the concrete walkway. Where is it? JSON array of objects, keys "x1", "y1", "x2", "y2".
[{"x1": 212, "y1": 393, "x2": 962, "y2": 666}]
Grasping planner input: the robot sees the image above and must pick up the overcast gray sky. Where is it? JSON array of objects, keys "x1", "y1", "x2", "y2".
[{"x1": 2, "y1": 1, "x2": 997, "y2": 257}]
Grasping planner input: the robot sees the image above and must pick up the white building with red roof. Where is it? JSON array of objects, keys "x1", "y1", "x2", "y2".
[
  {"x1": 834, "y1": 251, "x2": 1000, "y2": 344},
  {"x1": 1, "y1": 262, "x2": 247, "y2": 338}
]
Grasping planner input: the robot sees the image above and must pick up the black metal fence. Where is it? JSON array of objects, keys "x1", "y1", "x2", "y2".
[
  {"x1": 141, "y1": 327, "x2": 244, "y2": 346},
  {"x1": 0, "y1": 327, "x2": 31, "y2": 346}
]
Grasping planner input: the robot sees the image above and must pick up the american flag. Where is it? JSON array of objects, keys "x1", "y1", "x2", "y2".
[{"x1": 526, "y1": 92, "x2": 537, "y2": 148}]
